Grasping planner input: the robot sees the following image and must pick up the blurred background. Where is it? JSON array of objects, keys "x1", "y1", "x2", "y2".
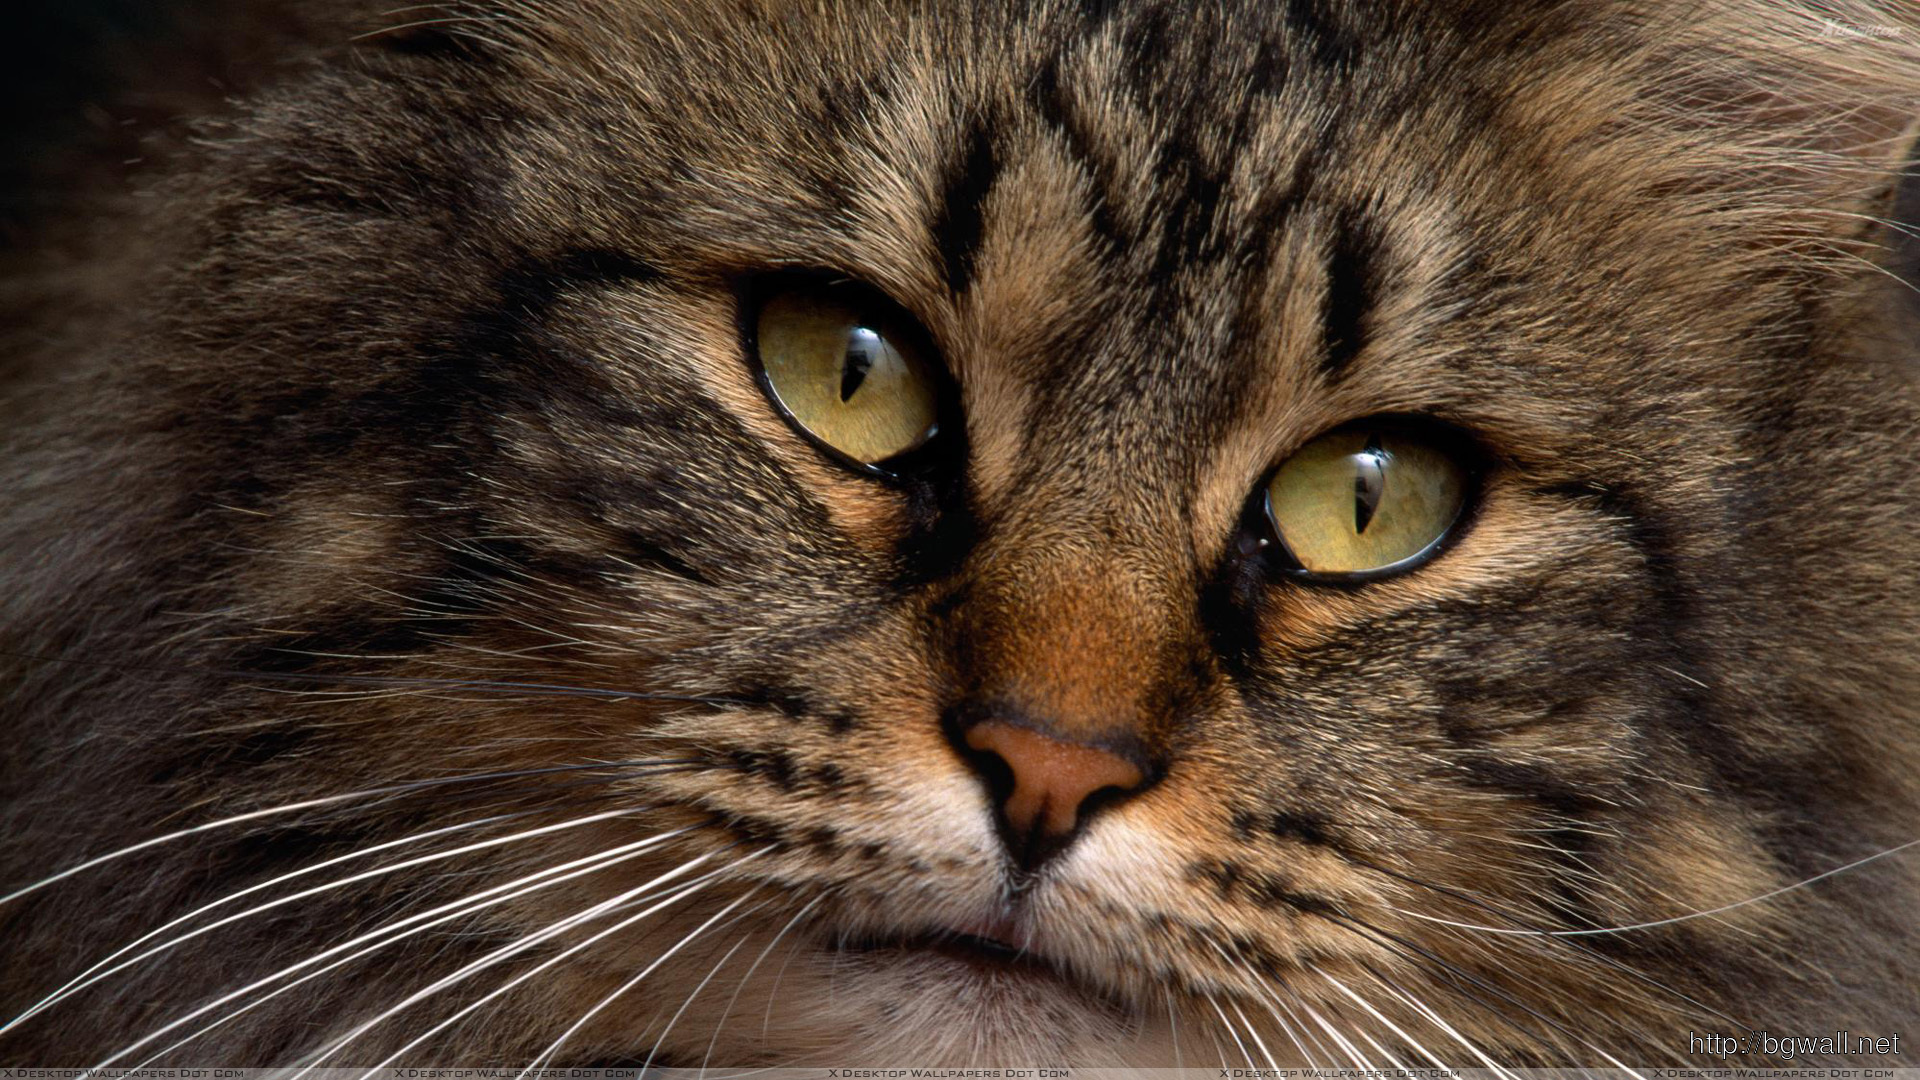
[{"x1": 0, "y1": 0, "x2": 318, "y2": 254}]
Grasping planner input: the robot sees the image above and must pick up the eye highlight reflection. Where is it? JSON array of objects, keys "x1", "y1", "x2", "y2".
[
  {"x1": 753, "y1": 285, "x2": 941, "y2": 469},
  {"x1": 1265, "y1": 425, "x2": 1469, "y2": 580}
]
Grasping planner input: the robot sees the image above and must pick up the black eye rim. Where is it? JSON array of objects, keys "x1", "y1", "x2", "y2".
[
  {"x1": 1258, "y1": 416, "x2": 1486, "y2": 587},
  {"x1": 736, "y1": 270, "x2": 960, "y2": 483}
]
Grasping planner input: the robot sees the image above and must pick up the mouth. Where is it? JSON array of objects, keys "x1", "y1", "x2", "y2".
[
  {"x1": 832, "y1": 904, "x2": 1070, "y2": 974},
  {"x1": 823, "y1": 916, "x2": 1143, "y2": 1057},
  {"x1": 843, "y1": 928, "x2": 1055, "y2": 975},
  {"x1": 830, "y1": 910, "x2": 1137, "y2": 1011}
]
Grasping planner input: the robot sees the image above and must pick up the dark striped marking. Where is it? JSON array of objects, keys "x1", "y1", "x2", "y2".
[
  {"x1": 1320, "y1": 211, "x2": 1380, "y2": 381},
  {"x1": 931, "y1": 121, "x2": 999, "y2": 295}
]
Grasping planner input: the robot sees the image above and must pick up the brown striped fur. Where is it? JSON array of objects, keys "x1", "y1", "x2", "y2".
[{"x1": 2, "y1": 0, "x2": 1919, "y2": 1065}]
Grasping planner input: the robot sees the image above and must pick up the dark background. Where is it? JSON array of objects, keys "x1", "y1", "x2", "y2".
[
  {"x1": 0, "y1": 0, "x2": 313, "y2": 254},
  {"x1": 3, "y1": 0, "x2": 181, "y2": 249}
]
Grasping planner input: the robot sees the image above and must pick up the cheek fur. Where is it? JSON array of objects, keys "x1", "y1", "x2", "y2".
[{"x1": 1, "y1": 0, "x2": 1918, "y2": 1068}]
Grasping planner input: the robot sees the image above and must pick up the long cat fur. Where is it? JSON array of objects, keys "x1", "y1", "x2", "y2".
[{"x1": 3, "y1": 0, "x2": 1920, "y2": 1066}]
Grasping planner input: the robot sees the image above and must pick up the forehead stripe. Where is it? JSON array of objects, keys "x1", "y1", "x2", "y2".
[{"x1": 931, "y1": 121, "x2": 1000, "y2": 296}]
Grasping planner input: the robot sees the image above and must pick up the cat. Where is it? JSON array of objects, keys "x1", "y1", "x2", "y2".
[{"x1": 3, "y1": 0, "x2": 1919, "y2": 1067}]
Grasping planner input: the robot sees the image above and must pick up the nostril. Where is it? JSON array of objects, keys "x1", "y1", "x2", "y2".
[{"x1": 960, "y1": 720, "x2": 1147, "y2": 856}]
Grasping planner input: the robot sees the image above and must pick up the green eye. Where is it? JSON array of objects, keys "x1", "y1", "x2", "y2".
[
  {"x1": 1265, "y1": 426, "x2": 1468, "y2": 579},
  {"x1": 754, "y1": 285, "x2": 940, "y2": 468}
]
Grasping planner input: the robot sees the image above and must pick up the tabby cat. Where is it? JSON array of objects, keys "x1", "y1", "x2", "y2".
[{"x1": 3, "y1": 0, "x2": 1919, "y2": 1067}]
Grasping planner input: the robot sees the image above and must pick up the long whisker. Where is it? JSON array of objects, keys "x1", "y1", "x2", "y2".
[
  {"x1": 704, "y1": 893, "x2": 823, "y2": 1075},
  {"x1": 1294, "y1": 991, "x2": 1375, "y2": 1069},
  {"x1": 635, "y1": 897, "x2": 774, "y2": 1074},
  {"x1": 1224, "y1": 995, "x2": 1282, "y2": 1069},
  {"x1": 1198, "y1": 992, "x2": 1240, "y2": 1069},
  {"x1": 249, "y1": 671, "x2": 743, "y2": 704},
  {"x1": 1313, "y1": 966, "x2": 1449, "y2": 1069},
  {"x1": 1316, "y1": 988, "x2": 1410, "y2": 1072},
  {"x1": 1205, "y1": 993, "x2": 1258, "y2": 1069},
  {"x1": 760, "y1": 887, "x2": 844, "y2": 1041},
  {"x1": 521, "y1": 888, "x2": 768, "y2": 1077},
  {"x1": 292, "y1": 848, "x2": 739, "y2": 1072},
  {"x1": 7, "y1": 805, "x2": 654, "y2": 1032},
  {"x1": 1355, "y1": 854, "x2": 1760, "y2": 1035},
  {"x1": 1, "y1": 759, "x2": 709, "y2": 906},
  {"x1": 1359, "y1": 967, "x2": 1524, "y2": 1080},
  {"x1": 347, "y1": 849, "x2": 771, "y2": 1072},
  {"x1": 1164, "y1": 986, "x2": 1184, "y2": 1070},
  {"x1": 94, "y1": 824, "x2": 703, "y2": 1069},
  {"x1": 352, "y1": 13, "x2": 518, "y2": 51},
  {"x1": 0, "y1": 648, "x2": 748, "y2": 705},
  {"x1": 1318, "y1": 909, "x2": 1581, "y2": 1067},
  {"x1": 1244, "y1": 982, "x2": 1317, "y2": 1066},
  {"x1": 1201, "y1": 937, "x2": 1326, "y2": 1067},
  {"x1": 1351, "y1": 910, "x2": 1656, "y2": 1075},
  {"x1": 1396, "y1": 836, "x2": 1920, "y2": 937}
]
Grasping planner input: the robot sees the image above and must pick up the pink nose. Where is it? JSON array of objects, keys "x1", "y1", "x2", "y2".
[{"x1": 963, "y1": 720, "x2": 1146, "y2": 841}]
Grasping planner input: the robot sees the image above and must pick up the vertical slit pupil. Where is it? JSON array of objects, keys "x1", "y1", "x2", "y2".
[
  {"x1": 1353, "y1": 433, "x2": 1387, "y2": 534},
  {"x1": 840, "y1": 327, "x2": 880, "y2": 402}
]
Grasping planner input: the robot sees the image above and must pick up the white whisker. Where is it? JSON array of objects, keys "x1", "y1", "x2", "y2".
[
  {"x1": 1398, "y1": 836, "x2": 1920, "y2": 937},
  {"x1": 1225, "y1": 996, "x2": 1282, "y2": 1069},
  {"x1": 293, "y1": 849, "x2": 738, "y2": 1072},
  {"x1": 95, "y1": 825, "x2": 698, "y2": 1069},
  {"x1": 0, "y1": 759, "x2": 703, "y2": 908},
  {"x1": 706, "y1": 893, "x2": 821, "y2": 1076},
  {"x1": 759, "y1": 889, "x2": 839, "y2": 1042},
  {"x1": 1246, "y1": 983, "x2": 1317, "y2": 1066},
  {"x1": 1202, "y1": 936, "x2": 1320, "y2": 1067},
  {"x1": 1199, "y1": 993, "x2": 1239, "y2": 1069},
  {"x1": 6, "y1": 807, "x2": 639, "y2": 1034},
  {"x1": 2, "y1": 790, "x2": 409, "y2": 908},
  {"x1": 1305, "y1": 968, "x2": 1413, "y2": 1069},
  {"x1": 520, "y1": 889, "x2": 766, "y2": 1077},
  {"x1": 1365, "y1": 971, "x2": 1522, "y2": 1080},
  {"x1": 349, "y1": 848, "x2": 771, "y2": 1072},
  {"x1": 1206, "y1": 993, "x2": 1258, "y2": 1070},
  {"x1": 635, "y1": 897, "x2": 772, "y2": 1073},
  {"x1": 1314, "y1": 967, "x2": 1449, "y2": 1069},
  {"x1": 1296, "y1": 993, "x2": 1376, "y2": 1069}
]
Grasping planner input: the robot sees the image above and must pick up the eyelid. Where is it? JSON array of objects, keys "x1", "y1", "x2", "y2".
[
  {"x1": 1260, "y1": 420, "x2": 1477, "y2": 585},
  {"x1": 741, "y1": 273, "x2": 956, "y2": 481}
]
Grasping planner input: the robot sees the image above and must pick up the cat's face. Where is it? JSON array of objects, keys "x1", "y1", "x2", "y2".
[{"x1": 4, "y1": 0, "x2": 1919, "y2": 1067}]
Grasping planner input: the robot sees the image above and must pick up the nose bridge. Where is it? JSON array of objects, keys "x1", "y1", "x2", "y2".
[
  {"x1": 958, "y1": 461, "x2": 1201, "y2": 741},
  {"x1": 965, "y1": 542, "x2": 1184, "y2": 747},
  {"x1": 940, "y1": 460, "x2": 1206, "y2": 868},
  {"x1": 946, "y1": 496, "x2": 1195, "y2": 868}
]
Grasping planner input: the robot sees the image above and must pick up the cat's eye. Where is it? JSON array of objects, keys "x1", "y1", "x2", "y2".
[
  {"x1": 1264, "y1": 425, "x2": 1468, "y2": 580},
  {"x1": 752, "y1": 285, "x2": 941, "y2": 469}
]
